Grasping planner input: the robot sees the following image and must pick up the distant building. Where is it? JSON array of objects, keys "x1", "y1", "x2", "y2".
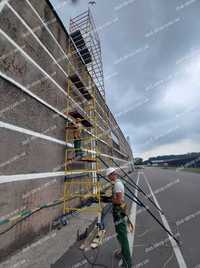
[{"x1": 145, "y1": 153, "x2": 200, "y2": 168}]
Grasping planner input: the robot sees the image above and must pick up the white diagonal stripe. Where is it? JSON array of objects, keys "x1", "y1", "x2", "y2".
[
  {"x1": 128, "y1": 172, "x2": 140, "y2": 254},
  {"x1": 142, "y1": 171, "x2": 187, "y2": 268},
  {"x1": 0, "y1": 0, "x2": 9, "y2": 12},
  {"x1": 0, "y1": 120, "x2": 69, "y2": 146}
]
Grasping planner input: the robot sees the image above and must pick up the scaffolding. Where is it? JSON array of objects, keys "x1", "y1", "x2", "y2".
[
  {"x1": 64, "y1": 10, "x2": 97, "y2": 217},
  {"x1": 63, "y1": 10, "x2": 114, "y2": 232},
  {"x1": 63, "y1": 46, "x2": 100, "y2": 214},
  {"x1": 69, "y1": 9, "x2": 105, "y2": 98}
]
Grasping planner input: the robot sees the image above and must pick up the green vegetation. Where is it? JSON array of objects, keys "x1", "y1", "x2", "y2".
[
  {"x1": 165, "y1": 167, "x2": 200, "y2": 174},
  {"x1": 182, "y1": 168, "x2": 200, "y2": 174}
]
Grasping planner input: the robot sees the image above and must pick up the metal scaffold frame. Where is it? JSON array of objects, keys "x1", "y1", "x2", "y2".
[
  {"x1": 69, "y1": 9, "x2": 105, "y2": 98},
  {"x1": 63, "y1": 9, "x2": 114, "y2": 221},
  {"x1": 63, "y1": 37, "x2": 100, "y2": 214}
]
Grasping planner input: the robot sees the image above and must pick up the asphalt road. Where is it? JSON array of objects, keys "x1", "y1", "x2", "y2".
[
  {"x1": 133, "y1": 167, "x2": 200, "y2": 268},
  {"x1": 52, "y1": 168, "x2": 200, "y2": 268}
]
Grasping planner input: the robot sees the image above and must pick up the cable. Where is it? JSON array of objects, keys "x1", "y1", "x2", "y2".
[
  {"x1": 77, "y1": 203, "x2": 113, "y2": 268},
  {"x1": 0, "y1": 179, "x2": 111, "y2": 234},
  {"x1": 100, "y1": 156, "x2": 164, "y2": 215},
  {"x1": 82, "y1": 247, "x2": 99, "y2": 267},
  {"x1": 97, "y1": 159, "x2": 180, "y2": 245},
  {"x1": 81, "y1": 247, "x2": 108, "y2": 268},
  {"x1": 0, "y1": 192, "x2": 112, "y2": 237},
  {"x1": 0, "y1": 207, "x2": 42, "y2": 236},
  {"x1": 98, "y1": 173, "x2": 180, "y2": 246},
  {"x1": 0, "y1": 200, "x2": 63, "y2": 236}
]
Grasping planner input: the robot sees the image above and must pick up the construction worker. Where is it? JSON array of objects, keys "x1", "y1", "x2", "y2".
[
  {"x1": 73, "y1": 118, "x2": 83, "y2": 159},
  {"x1": 106, "y1": 167, "x2": 132, "y2": 268}
]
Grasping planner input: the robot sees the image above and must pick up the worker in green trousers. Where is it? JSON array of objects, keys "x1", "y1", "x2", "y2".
[
  {"x1": 73, "y1": 118, "x2": 83, "y2": 158},
  {"x1": 66, "y1": 118, "x2": 83, "y2": 158},
  {"x1": 106, "y1": 167, "x2": 132, "y2": 268}
]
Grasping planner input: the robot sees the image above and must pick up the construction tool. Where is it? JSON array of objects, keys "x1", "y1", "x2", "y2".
[{"x1": 90, "y1": 229, "x2": 106, "y2": 249}]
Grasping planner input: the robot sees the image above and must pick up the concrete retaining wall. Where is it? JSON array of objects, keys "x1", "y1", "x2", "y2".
[{"x1": 0, "y1": 0, "x2": 133, "y2": 261}]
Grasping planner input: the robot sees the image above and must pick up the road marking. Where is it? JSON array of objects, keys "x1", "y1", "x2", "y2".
[
  {"x1": 119, "y1": 172, "x2": 140, "y2": 266},
  {"x1": 0, "y1": 0, "x2": 9, "y2": 12},
  {"x1": 142, "y1": 171, "x2": 187, "y2": 268},
  {"x1": 128, "y1": 172, "x2": 140, "y2": 254}
]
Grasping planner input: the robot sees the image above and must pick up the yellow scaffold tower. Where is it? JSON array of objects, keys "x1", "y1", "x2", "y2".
[{"x1": 63, "y1": 9, "x2": 112, "y2": 224}]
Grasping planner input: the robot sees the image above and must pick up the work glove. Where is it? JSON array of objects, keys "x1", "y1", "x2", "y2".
[
  {"x1": 100, "y1": 195, "x2": 112, "y2": 203},
  {"x1": 127, "y1": 217, "x2": 135, "y2": 233},
  {"x1": 88, "y1": 195, "x2": 112, "y2": 203}
]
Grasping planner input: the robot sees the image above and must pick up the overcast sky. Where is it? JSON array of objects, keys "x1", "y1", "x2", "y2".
[{"x1": 50, "y1": 0, "x2": 200, "y2": 160}]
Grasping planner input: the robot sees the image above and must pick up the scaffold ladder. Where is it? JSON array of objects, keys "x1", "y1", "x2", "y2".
[{"x1": 63, "y1": 20, "x2": 101, "y2": 217}]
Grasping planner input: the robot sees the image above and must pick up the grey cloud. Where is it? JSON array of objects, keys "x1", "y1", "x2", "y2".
[{"x1": 50, "y1": 0, "x2": 200, "y2": 158}]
